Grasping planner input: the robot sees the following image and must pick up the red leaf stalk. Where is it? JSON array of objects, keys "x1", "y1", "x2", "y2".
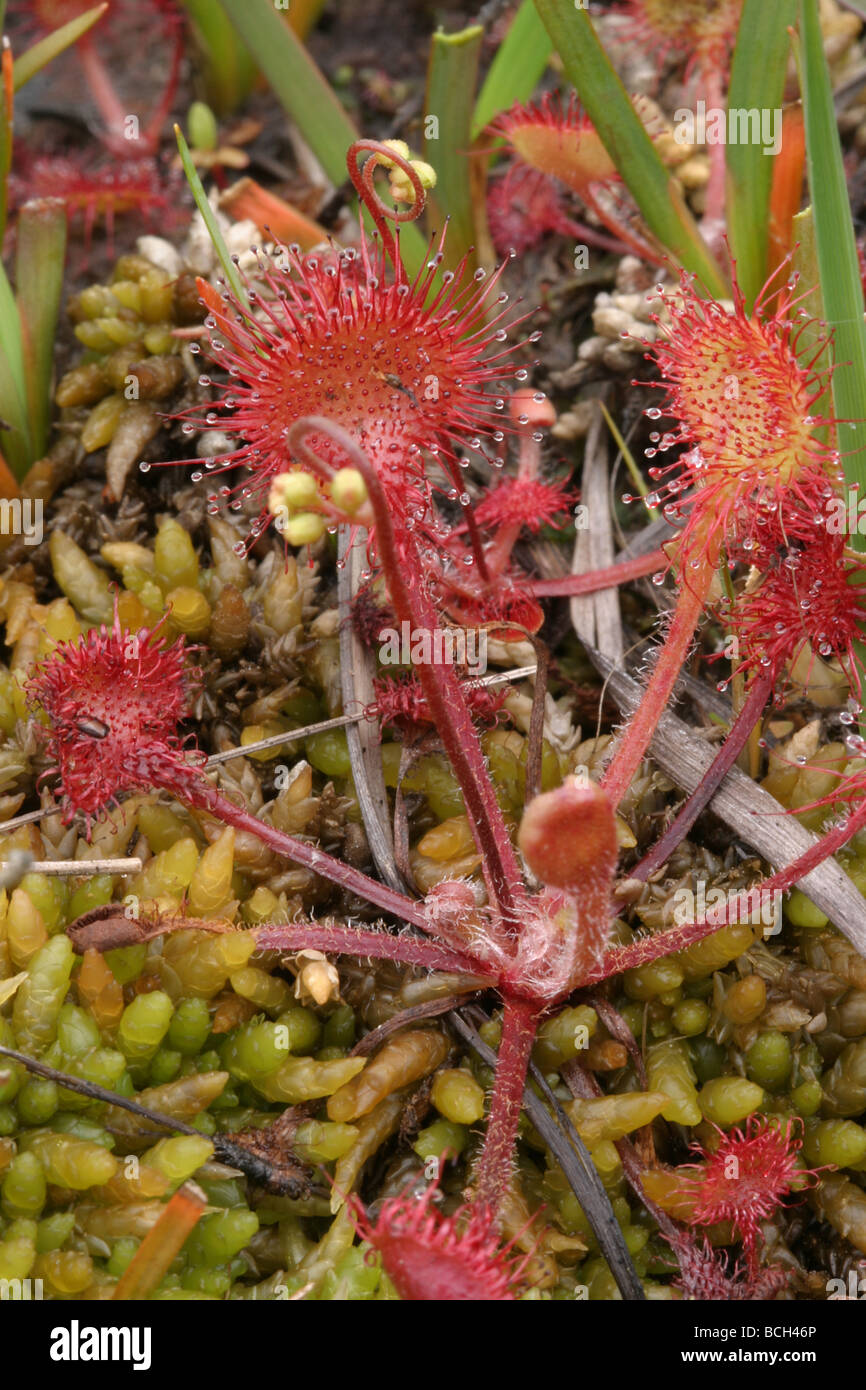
[
  {"x1": 287, "y1": 416, "x2": 527, "y2": 928},
  {"x1": 176, "y1": 775, "x2": 427, "y2": 929},
  {"x1": 630, "y1": 669, "x2": 774, "y2": 880},
  {"x1": 529, "y1": 547, "x2": 668, "y2": 598},
  {"x1": 75, "y1": 34, "x2": 129, "y2": 149},
  {"x1": 472, "y1": 996, "x2": 542, "y2": 1213},
  {"x1": 589, "y1": 911, "x2": 746, "y2": 982},
  {"x1": 602, "y1": 536, "x2": 717, "y2": 807},
  {"x1": 75, "y1": 11, "x2": 183, "y2": 157},
  {"x1": 255, "y1": 923, "x2": 487, "y2": 977}
]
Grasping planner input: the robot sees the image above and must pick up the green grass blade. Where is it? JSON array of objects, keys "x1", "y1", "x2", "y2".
[
  {"x1": 798, "y1": 0, "x2": 866, "y2": 526},
  {"x1": 175, "y1": 123, "x2": 248, "y2": 307},
  {"x1": 0, "y1": 38, "x2": 11, "y2": 242},
  {"x1": 0, "y1": 259, "x2": 31, "y2": 476},
  {"x1": 16, "y1": 199, "x2": 66, "y2": 464},
  {"x1": 177, "y1": 0, "x2": 255, "y2": 115},
  {"x1": 214, "y1": 0, "x2": 427, "y2": 274},
  {"x1": 471, "y1": 0, "x2": 551, "y2": 138},
  {"x1": 0, "y1": 360, "x2": 28, "y2": 476},
  {"x1": 425, "y1": 26, "x2": 483, "y2": 272},
  {"x1": 215, "y1": 0, "x2": 357, "y2": 186},
  {"x1": 791, "y1": 205, "x2": 831, "y2": 438},
  {"x1": 13, "y1": 4, "x2": 107, "y2": 91},
  {"x1": 0, "y1": 263, "x2": 23, "y2": 406},
  {"x1": 532, "y1": 0, "x2": 728, "y2": 297},
  {"x1": 725, "y1": 0, "x2": 797, "y2": 308}
]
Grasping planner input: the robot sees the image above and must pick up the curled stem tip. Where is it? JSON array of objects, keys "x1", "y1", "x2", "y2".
[{"x1": 347, "y1": 139, "x2": 428, "y2": 269}]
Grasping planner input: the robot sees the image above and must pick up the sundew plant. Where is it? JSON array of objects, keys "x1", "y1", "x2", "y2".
[{"x1": 3, "y1": 0, "x2": 866, "y2": 1320}]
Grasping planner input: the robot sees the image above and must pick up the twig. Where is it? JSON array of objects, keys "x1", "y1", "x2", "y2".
[
  {"x1": 23, "y1": 856, "x2": 142, "y2": 878},
  {"x1": 2, "y1": 665, "x2": 539, "y2": 815},
  {"x1": 0, "y1": 851, "x2": 142, "y2": 894},
  {"x1": 337, "y1": 526, "x2": 407, "y2": 894},
  {"x1": 0, "y1": 1044, "x2": 311, "y2": 1196},
  {"x1": 205, "y1": 712, "x2": 362, "y2": 766},
  {"x1": 0, "y1": 807, "x2": 52, "y2": 831}
]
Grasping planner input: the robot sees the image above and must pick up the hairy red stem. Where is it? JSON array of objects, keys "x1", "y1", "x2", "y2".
[
  {"x1": 589, "y1": 917, "x2": 729, "y2": 981},
  {"x1": 255, "y1": 922, "x2": 487, "y2": 976},
  {"x1": 588, "y1": 882, "x2": 780, "y2": 982},
  {"x1": 529, "y1": 547, "x2": 668, "y2": 598},
  {"x1": 472, "y1": 996, "x2": 541, "y2": 1213},
  {"x1": 181, "y1": 773, "x2": 427, "y2": 929},
  {"x1": 745, "y1": 814, "x2": 866, "y2": 898},
  {"x1": 287, "y1": 417, "x2": 527, "y2": 927},
  {"x1": 602, "y1": 546, "x2": 716, "y2": 807},
  {"x1": 590, "y1": 799, "x2": 866, "y2": 982}
]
